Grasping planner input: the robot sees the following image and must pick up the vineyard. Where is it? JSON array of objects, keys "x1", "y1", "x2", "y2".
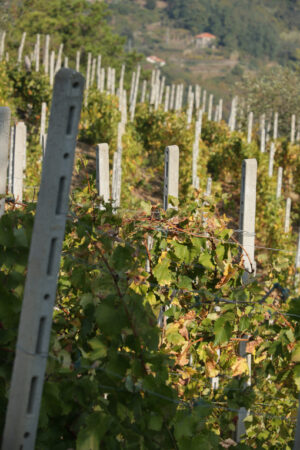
[{"x1": 1, "y1": 32, "x2": 300, "y2": 450}]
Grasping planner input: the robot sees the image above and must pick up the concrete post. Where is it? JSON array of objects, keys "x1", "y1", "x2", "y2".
[
  {"x1": 96, "y1": 143, "x2": 110, "y2": 204},
  {"x1": 207, "y1": 94, "x2": 213, "y2": 121},
  {"x1": 40, "y1": 102, "x2": 47, "y2": 146},
  {"x1": 8, "y1": 126, "x2": 15, "y2": 194},
  {"x1": 100, "y1": 68, "x2": 105, "y2": 93},
  {"x1": 236, "y1": 339, "x2": 252, "y2": 442},
  {"x1": 76, "y1": 50, "x2": 80, "y2": 73},
  {"x1": 130, "y1": 65, "x2": 141, "y2": 121},
  {"x1": 158, "y1": 76, "x2": 165, "y2": 105},
  {"x1": 206, "y1": 177, "x2": 212, "y2": 196},
  {"x1": 284, "y1": 198, "x2": 291, "y2": 233},
  {"x1": 218, "y1": 99, "x2": 223, "y2": 122},
  {"x1": 202, "y1": 90, "x2": 207, "y2": 113},
  {"x1": 195, "y1": 84, "x2": 201, "y2": 111},
  {"x1": 54, "y1": 44, "x2": 63, "y2": 74},
  {"x1": 49, "y1": 51, "x2": 55, "y2": 86},
  {"x1": 260, "y1": 114, "x2": 266, "y2": 153},
  {"x1": 86, "y1": 52, "x2": 92, "y2": 89},
  {"x1": 2, "y1": 68, "x2": 84, "y2": 450},
  {"x1": 43, "y1": 34, "x2": 50, "y2": 75},
  {"x1": 64, "y1": 56, "x2": 68, "y2": 68},
  {"x1": 239, "y1": 159, "x2": 257, "y2": 277},
  {"x1": 118, "y1": 64, "x2": 125, "y2": 100},
  {"x1": 163, "y1": 146, "x2": 179, "y2": 210},
  {"x1": 268, "y1": 142, "x2": 275, "y2": 177},
  {"x1": 273, "y1": 112, "x2": 279, "y2": 140},
  {"x1": 0, "y1": 107, "x2": 11, "y2": 216},
  {"x1": 12, "y1": 122, "x2": 27, "y2": 204},
  {"x1": 91, "y1": 57, "x2": 96, "y2": 87},
  {"x1": 186, "y1": 92, "x2": 194, "y2": 127},
  {"x1": 129, "y1": 71, "x2": 136, "y2": 105},
  {"x1": 164, "y1": 85, "x2": 170, "y2": 112},
  {"x1": 141, "y1": 80, "x2": 147, "y2": 103},
  {"x1": 276, "y1": 167, "x2": 283, "y2": 199},
  {"x1": 0, "y1": 31, "x2": 6, "y2": 61},
  {"x1": 96, "y1": 55, "x2": 102, "y2": 90},
  {"x1": 170, "y1": 84, "x2": 175, "y2": 110},
  {"x1": 291, "y1": 114, "x2": 296, "y2": 144},
  {"x1": 18, "y1": 32, "x2": 26, "y2": 65},
  {"x1": 35, "y1": 34, "x2": 40, "y2": 72},
  {"x1": 192, "y1": 114, "x2": 202, "y2": 188},
  {"x1": 247, "y1": 111, "x2": 253, "y2": 144},
  {"x1": 229, "y1": 96, "x2": 238, "y2": 132}
]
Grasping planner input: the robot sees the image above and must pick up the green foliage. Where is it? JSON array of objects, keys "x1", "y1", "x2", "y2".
[
  {"x1": 3, "y1": 0, "x2": 138, "y2": 68},
  {"x1": 1, "y1": 63, "x2": 300, "y2": 448}
]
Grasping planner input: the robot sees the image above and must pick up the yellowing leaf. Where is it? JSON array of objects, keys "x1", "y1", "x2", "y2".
[
  {"x1": 232, "y1": 357, "x2": 249, "y2": 376},
  {"x1": 205, "y1": 360, "x2": 219, "y2": 378}
]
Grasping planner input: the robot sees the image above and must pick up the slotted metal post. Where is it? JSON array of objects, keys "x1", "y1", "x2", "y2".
[{"x1": 2, "y1": 68, "x2": 84, "y2": 450}]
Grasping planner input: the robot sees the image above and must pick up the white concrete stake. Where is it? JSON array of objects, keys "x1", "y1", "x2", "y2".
[
  {"x1": 2, "y1": 68, "x2": 84, "y2": 450},
  {"x1": 202, "y1": 90, "x2": 207, "y2": 113},
  {"x1": 141, "y1": 80, "x2": 147, "y2": 103},
  {"x1": 40, "y1": 102, "x2": 47, "y2": 146},
  {"x1": 12, "y1": 122, "x2": 27, "y2": 204},
  {"x1": 18, "y1": 32, "x2": 27, "y2": 65},
  {"x1": 207, "y1": 94, "x2": 213, "y2": 121},
  {"x1": 91, "y1": 58, "x2": 96, "y2": 87},
  {"x1": 268, "y1": 142, "x2": 275, "y2": 177},
  {"x1": 239, "y1": 158, "x2": 257, "y2": 279},
  {"x1": 273, "y1": 112, "x2": 279, "y2": 140},
  {"x1": 76, "y1": 50, "x2": 80, "y2": 73},
  {"x1": 247, "y1": 111, "x2": 253, "y2": 144},
  {"x1": 0, "y1": 107, "x2": 11, "y2": 216},
  {"x1": 218, "y1": 99, "x2": 223, "y2": 122},
  {"x1": 64, "y1": 56, "x2": 68, "y2": 68},
  {"x1": 195, "y1": 84, "x2": 201, "y2": 111},
  {"x1": 96, "y1": 143, "x2": 110, "y2": 204},
  {"x1": 118, "y1": 64, "x2": 125, "y2": 100},
  {"x1": 43, "y1": 34, "x2": 50, "y2": 75},
  {"x1": 276, "y1": 167, "x2": 283, "y2": 199},
  {"x1": 260, "y1": 114, "x2": 266, "y2": 153},
  {"x1": 163, "y1": 146, "x2": 179, "y2": 210},
  {"x1": 96, "y1": 55, "x2": 102, "y2": 90},
  {"x1": 35, "y1": 34, "x2": 40, "y2": 72},
  {"x1": 291, "y1": 114, "x2": 296, "y2": 144},
  {"x1": 170, "y1": 84, "x2": 175, "y2": 110},
  {"x1": 49, "y1": 51, "x2": 55, "y2": 86},
  {"x1": 8, "y1": 126, "x2": 15, "y2": 194},
  {"x1": 0, "y1": 31, "x2": 6, "y2": 61},
  {"x1": 54, "y1": 44, "x2": 63, "y2": 74},
  {"x1": 284, "y1": 198, "x2": 291, "y2": 233},
  {"x1": 164, "y1": 85, "x2": 170, "y2": 112}
]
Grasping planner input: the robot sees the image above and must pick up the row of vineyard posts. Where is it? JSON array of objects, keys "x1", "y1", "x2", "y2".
[{"x1": 1, "y1": 31, "x2": 300, "y2": 449}]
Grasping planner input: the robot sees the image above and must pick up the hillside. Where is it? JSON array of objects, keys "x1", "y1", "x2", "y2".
[{"x1": 107, "y1": 0, "x2": 300, "y2": 98}]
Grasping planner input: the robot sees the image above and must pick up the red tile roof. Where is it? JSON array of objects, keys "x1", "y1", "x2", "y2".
[{"x1": 195, "y1": 33, "x2": 216, "y2": 39}]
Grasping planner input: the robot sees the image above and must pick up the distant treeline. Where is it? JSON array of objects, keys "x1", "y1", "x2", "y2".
[{"x1": 166, "y1": 0, "x2": 300, "y2": 63}]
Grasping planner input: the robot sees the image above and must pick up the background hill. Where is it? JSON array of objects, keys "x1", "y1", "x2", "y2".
[{"x1": 107, "y1": 0, "x2": 300, "y2": 98}]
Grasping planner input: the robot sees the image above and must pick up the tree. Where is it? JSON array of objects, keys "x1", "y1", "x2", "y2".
[
  {"x1": 145, "y1": 0, "x2": 156, "y2": 10},
  {"x1": 3, "y1": 0, "x2": 132, "y2": 67}
]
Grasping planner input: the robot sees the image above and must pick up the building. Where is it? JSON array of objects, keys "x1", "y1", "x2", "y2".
[
  {"x1": 146, "y1": 55, "x2": 166, "y2": 67},
  {"x1": 195, "y1": 33, "x2": 217, "y2": 49}
]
